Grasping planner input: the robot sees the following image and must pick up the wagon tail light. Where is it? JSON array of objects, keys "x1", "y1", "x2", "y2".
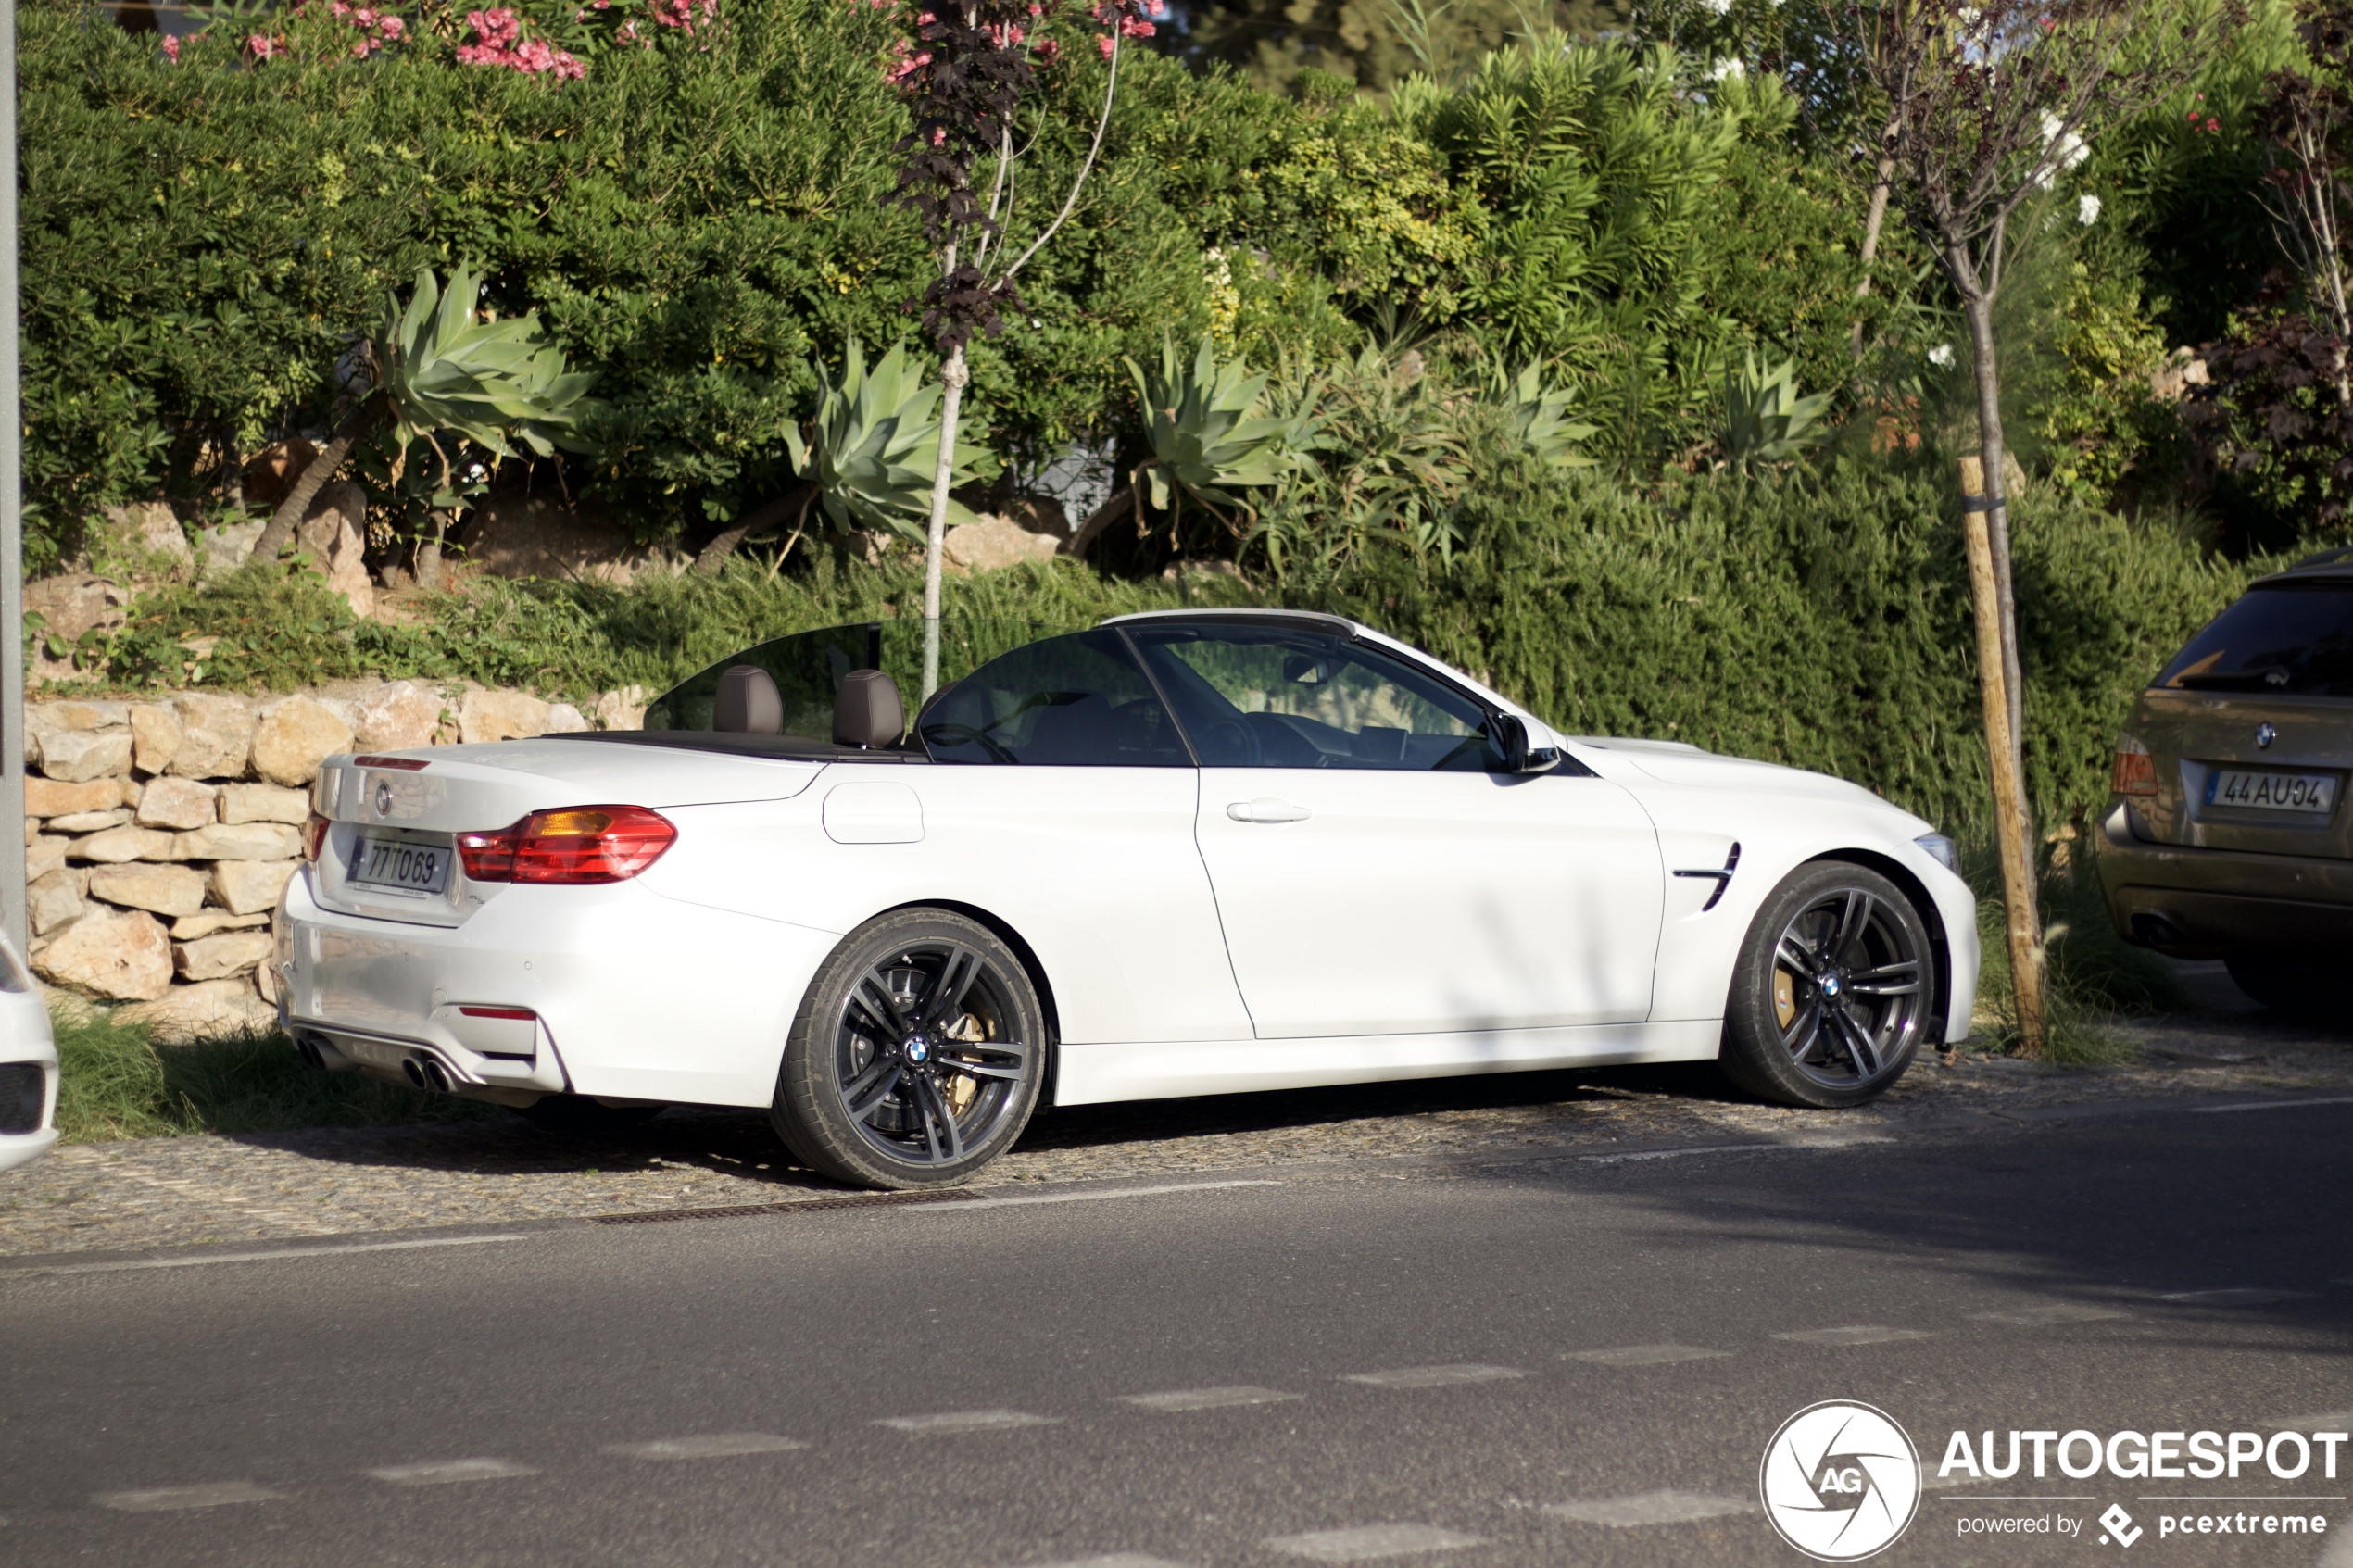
[
  {"x1": 302, "y1": 811, "x2": 331, "y2": 862},
  {"x1": 2110, "y1": 734, "x2": 2158, "y2": 797},
  {"x1": 458, "y1": 806, "x2": 678, "y2": 884}
]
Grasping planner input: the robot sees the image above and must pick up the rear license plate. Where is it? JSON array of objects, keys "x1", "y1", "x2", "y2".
[
  {"x1": 349, "y1": 834, "x2": 450, "y2": 896},
  {"x1": 2204, "y1": 768, "x2": 2338, "y2": 815}
]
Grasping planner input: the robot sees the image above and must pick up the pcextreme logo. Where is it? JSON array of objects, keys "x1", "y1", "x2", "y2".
[{"x1": 1761, "y1": 1400, "x2": 1924, "y2": 1562}]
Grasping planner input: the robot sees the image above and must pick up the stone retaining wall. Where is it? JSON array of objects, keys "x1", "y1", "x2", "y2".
[{"x1": 22, "y1": 680, "x2": 646, "y2": 1039}]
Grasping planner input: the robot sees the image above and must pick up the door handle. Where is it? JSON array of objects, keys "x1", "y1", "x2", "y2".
[{"x1": 1227, "y1": 798, "x2": 1311, "y2": 823}]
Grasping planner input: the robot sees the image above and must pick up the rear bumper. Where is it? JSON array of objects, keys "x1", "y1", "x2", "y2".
[
  {"x1": 0, "y1": 1125, "x2": 60, "y2": 1173},
  {"x1": 277, "y1": 870, "x2": 836, "y2": 1108},
  {"x1": 2093, "y1": 801, "x2": 2353, "y2": 956}
]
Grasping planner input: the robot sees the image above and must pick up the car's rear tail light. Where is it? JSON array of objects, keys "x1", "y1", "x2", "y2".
[
  {"x1": 302, "y1": 811, "x2": 331, "y2": 862},
  {"x1": 459, "y1": 1006, "x2": 537, "y2": 1021},
  {"x1": 2111, "y1": 734, "x2": 2158, "y2": 797},
  {"x1": 458, "y1": 806, "x2": 677, "y2": 884},
  {"x1": 354, "y1": 755, "x2": 431, "y2": 771}
]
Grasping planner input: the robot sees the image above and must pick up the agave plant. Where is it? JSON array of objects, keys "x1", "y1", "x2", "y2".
[
  {"x1": 258, "y1": 264, "x2": 600, "y2": 562},
  {"x1": 1723, "y1": 350, "x2": 1833, "y2": 470},
  {"x1": 377, "y1": 264, "x2": 600, "y2": 467},
  {"x1": 1134, "y1": 335, "x2": 1317, "y2": 518},
  {"x1": 1484, "y1": 360, "x2": 1597, "y2": 470},
  {"x1": 785, "y1": 339, "x2": 992, "y2": 542},
  {"x1": 1071, "y1": 335, "x2": 1317, "y2": 558}
]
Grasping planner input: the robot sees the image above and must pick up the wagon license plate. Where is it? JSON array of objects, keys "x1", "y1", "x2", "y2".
[
  {"x1": 2204, "y1": 768, "x2": 2338, "y2": 815},
  {"x1": 349, "y1": 834, "x2": 451, "y2": 896}
]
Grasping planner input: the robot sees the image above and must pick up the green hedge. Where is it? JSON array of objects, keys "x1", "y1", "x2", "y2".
[
  {"x1": 1314, "y1": 462, "x2": 2257, "y2": 834},
  {"x1": 75, "y1": 463, "x2": 2250, "y2": 836}
]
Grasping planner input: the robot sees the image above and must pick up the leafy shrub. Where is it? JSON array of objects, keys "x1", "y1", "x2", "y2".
[{"x1": 1301, "y1": 459, "x2": 2259, "y2": 834}]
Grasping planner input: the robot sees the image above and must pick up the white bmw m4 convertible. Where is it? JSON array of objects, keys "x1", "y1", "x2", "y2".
[{"x1": 277, "y1": 609, "x2": 1978, "y2": 1188}]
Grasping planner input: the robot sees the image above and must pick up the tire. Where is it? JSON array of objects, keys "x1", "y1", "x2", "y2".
[
  {"x1": 511, "y1": 1096, "x2": 666, "y2": 1134},
  {"x1": 2223, "y1": 950, "x2": 2333, "y2": 1020},
  {"x1": 1720, "y1": 861, "x2": 1935, "y2": 1109},
  {"x1": 772, "y1": 908, "x2": 1047, "y2": 1190}
]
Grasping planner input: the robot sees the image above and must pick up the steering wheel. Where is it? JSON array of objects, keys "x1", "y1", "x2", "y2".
[
  {"x1": 923, "y1": 721, "x2": 1018, "y2": 764},
  {"x1": 1192, "y1": 717, "x2": 1261, "y2": 766}
]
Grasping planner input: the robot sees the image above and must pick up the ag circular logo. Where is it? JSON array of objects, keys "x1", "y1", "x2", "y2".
[{"x1": 1759, "y1": 1400, "x2": 1921, "y2": 1561}]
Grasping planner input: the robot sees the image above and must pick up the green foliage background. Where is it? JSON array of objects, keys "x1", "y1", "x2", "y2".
[
  {"x1": 12, "y1": 0, "x2": 2317, "y2": 848},
  {"x1": 79, "y1": 461, "x2": 2254, "y2": 838}
]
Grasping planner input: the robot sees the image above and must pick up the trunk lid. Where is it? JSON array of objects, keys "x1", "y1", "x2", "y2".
[
  {"x1": 308, "y1": 739, "x2": 824, "y2": 926},
  {"x1": 2126, "y1": 690, "x2": 2353, "y2": 859},
  {"x1": 2125, "y1": 573, "x2": 2353, "y2": 859}
]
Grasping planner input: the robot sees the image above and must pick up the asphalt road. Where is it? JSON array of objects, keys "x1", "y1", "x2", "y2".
[{"x1": 3, "y1": 1096, "x2": 2350, "y2": 1568}]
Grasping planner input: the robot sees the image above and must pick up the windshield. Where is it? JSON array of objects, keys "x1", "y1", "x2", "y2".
[
  {"x1": 644, "y1": 619, "x2": 1076, "y2": 744},
  {"x1": 2155, "y1": 583, "x2": 2353, "y2": 698}
]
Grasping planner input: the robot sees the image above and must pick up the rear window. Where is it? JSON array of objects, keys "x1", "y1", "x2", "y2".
[{"x1": 2155, "y1": 583, "x2": 2353, "y2": 697}]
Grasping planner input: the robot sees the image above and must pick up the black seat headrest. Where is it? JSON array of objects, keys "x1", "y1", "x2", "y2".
[
  {"x1": 713, "y1": 665, "x2": 784, "y2": 734},
  {"x1": 834, "y1": 669, "x2": 905, "y2": 748}
]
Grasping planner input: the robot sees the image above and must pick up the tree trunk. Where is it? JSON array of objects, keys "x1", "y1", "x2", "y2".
[
  {"x1": 1961, "y1": 449, "x2": 2046, "y2": 1056},
  {"x1": 922, "y1": 344, "x2": 969, "y2": 701},
  {"x1": 693, "y1": 481, "x2": 819, "y2": 576},
  {"x1": 254, "y1": 395, "x2": 386, "y2": 565},
  {"x1": 1065, "y1": 484, "x2": 1135, "y2": 560},
  {"x1": 1958, "y1": 289, "x2": 2026, "y2": 747},
  {"x1": 1848, "y1": 151, "x2": 1895, "y2": 361}
]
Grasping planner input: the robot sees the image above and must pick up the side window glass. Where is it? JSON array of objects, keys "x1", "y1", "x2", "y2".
[
  {"x1": 919, "y1": 631, "x2": 1189, "y2": 766},
  {"x1": 1131, "y1": 626, "x2": 1507, "y2": 771}
]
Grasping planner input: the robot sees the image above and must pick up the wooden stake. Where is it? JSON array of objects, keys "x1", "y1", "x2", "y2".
[{"x1": 1959, "y1": 456, "x2": 2047, "y2": 1054}]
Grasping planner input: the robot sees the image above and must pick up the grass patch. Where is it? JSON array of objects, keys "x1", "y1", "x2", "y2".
[
  {"x1": 1967, "y1": 844, "x2": 2188, "y2": 1064},
  {"x1": 53, "y1": 1004, "x2": 495, "y2": 1143}
]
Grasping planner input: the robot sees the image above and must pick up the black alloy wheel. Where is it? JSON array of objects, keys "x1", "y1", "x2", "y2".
[
  {"x1": 1721, "y1": 861, "x2": 1934, "y2": 1109},
  {"x1": 773, "y1": 909, "x2": 1045, "y2": 1189}
]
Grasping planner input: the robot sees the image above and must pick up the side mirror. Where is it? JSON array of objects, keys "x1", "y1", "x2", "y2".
[
  {"x1": 1489, "y1": 714, "x2": 1558, "y2": 773},
  {"x1": 1282, "y1": 654, "x2": 1334, "y2": 685}
]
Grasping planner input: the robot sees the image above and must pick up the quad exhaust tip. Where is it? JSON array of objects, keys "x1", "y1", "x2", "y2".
[
  {"x1": 400, "y1": 1054, "x2": 453, "y2": 1094},
  {"x1": 296, "y1": 1034, "x2": 356, "y2": 1074}
]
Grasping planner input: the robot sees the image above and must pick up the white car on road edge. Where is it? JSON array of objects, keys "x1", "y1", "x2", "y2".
[
  {"x1": 274, "y1": 609, "x2": 1979, "y2": 1188},
  {"x1": 0, "y1": 932, "x2": 60, "y2": 1172}
]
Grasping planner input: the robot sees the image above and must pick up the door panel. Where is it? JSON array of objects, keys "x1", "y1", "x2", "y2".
[{"x1": 1194, "y1": 768, "x2": 1665, "y2": 1037}]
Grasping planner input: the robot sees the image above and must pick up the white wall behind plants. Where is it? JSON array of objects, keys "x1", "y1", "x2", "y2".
[{"x1": 22, "y1": 680, "x2": 647, "y2": 1040}]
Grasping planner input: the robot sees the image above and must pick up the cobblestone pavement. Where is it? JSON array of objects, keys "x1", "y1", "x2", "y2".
[{"x1": 6, "y1": 985, "x2": 2348, "y2": 1261}]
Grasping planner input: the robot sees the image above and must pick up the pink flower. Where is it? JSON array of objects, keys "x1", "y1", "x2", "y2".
[
  {"x1": 1030, "y1": 34, "x2": 1059, "y2": 63},
  {"x1": 378, "y1": 15, "x2": 404, "y2": 36},
  {"x1": 1096, "y1": 31, "x2": 1114, "y2": 56},
  {"x1": 161, "y1": 32, "x2": 180, "y2": 59},
  {"x1": 246, "y1": 31, "x2": 282, "y2": 57}
]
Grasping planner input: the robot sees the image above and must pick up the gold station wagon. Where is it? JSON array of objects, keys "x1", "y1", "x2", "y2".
[{"x1": 2095, "y1": 549, "x2": 2353, "y2": 1018}]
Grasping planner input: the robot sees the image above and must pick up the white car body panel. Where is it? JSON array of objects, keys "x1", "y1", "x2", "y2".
[
  {"x1": 277, "y1": 610, "x2": 1981, "y2": 1120},
  {"x1": 0, "y1": 935, "x2": 60, "y2": 1173},
  {"x1": 1193, "y1": 766, "x2": 1664, "y2": 1035},
  {"x1": 648, "y1": 767, "x2": 1254, "y2": 1048}
]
